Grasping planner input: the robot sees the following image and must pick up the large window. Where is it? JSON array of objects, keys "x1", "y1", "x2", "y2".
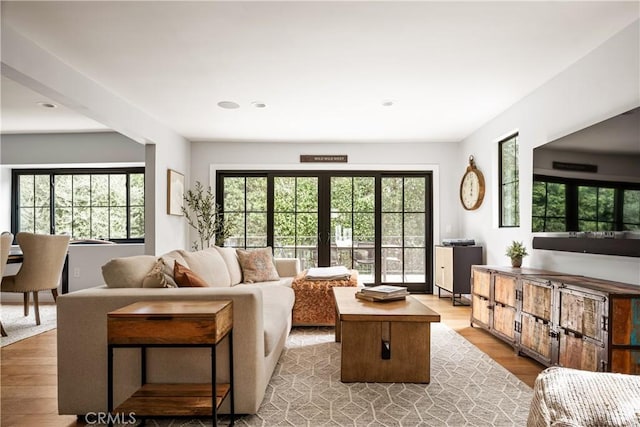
[
  {"x1": 12, "y1": 168, "x2": 144, "y2": 242},
  {"x1": 217, "y1": 171, "x2": 432, "y2": 291},
  {"x1": 499, "y1": 134, "x2": 519, "y2": 227},
  {"x1": 532, "y1": 175, "x2": 640, "y2": 232}
]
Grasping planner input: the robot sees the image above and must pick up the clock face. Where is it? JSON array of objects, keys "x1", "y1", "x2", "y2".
[{"x1": 460, "y1": 170, "x2": 485, "y2": 210}]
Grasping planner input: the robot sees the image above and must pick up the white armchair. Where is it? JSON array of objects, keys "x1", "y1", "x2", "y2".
[{"x1": 1, "y1": 232, "x2": 70, "y2": 326}]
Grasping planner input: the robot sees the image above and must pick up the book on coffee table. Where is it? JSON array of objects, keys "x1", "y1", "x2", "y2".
[
  {"x1": 361, "y1": 285, "x2": 408, "y2": 297},
  {"x1": 355, "y1": 290, "x2": 409, "y2": 302}
]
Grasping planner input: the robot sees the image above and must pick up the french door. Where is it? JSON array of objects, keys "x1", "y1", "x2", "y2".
[{"x1": 217, "y1": 171, "x2": 432, "y2": 292}]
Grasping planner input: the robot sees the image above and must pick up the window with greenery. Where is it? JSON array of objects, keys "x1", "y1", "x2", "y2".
[
  {"x1": 222, "y1": 175, "x2": 267, "y2": 248},
  {"x1": 532, "y1": 175, "x2": 640, "y2": 232},
  {"x1": 499, "y1": 134, "x2": 519, "y2": 227},
  {"x1": 532, "y1": 180, "x2": 566, "y2": 232},
  {"x1": 578, "y1": 185, "x2": 615, "y2": 231},
  {"x1": 12, "y1": 168, "x2": 144, "y2": 242},
  {"x1": 217, "y1": 171, "x2": 432, "y2": 290},
  {"x1": 623, "y1": 189, "x2": 640, "y2": 230}
]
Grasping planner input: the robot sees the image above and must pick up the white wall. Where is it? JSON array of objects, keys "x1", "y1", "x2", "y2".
[
  {"x1": 191, "y1": 140, "x2": 462, "y2": 258},
  {"x1": 460, "y1": 20, "x2": 640, "y2": 284},
  {"x1": 1, "y1": 132, "x2": 144, "y2": 165}
]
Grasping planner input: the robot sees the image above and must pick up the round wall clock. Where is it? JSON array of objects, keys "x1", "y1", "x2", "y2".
[{"x1": 460, "y1": 155, "x2": 485, "y2": 211}]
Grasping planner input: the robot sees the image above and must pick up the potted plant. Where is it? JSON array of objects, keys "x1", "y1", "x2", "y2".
[
  {"x1": 182, "y1": 181, "x2": 231, "y2": 250},
  {"x1": 505, "y1": 240, "x2": 528, "y2": 268}
]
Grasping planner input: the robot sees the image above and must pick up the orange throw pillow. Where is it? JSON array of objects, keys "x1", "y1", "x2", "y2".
[{"x1": 173, "y1": 261, "x2": 209, "y2": 287}]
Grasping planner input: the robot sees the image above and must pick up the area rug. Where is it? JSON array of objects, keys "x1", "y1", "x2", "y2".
[
  {"x1": 0, "y1": 303, "x2": 57, "y2": 347},
  {"x1": 116, "y1": 323, "x2": 532, "y2": 426}
]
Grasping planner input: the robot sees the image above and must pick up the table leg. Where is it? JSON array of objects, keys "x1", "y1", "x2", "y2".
[
  {"x1": 335, "y1": 306, "x2": 341, "y2": 342},
  {"x1": 212, "y1": 344, "x2": 217, "y2": 426},
  {"x1": 229, "y1": 331, "x2": 234, "y2": 426},
  {"x1": 107, "y1": 345, "x2": 113, "y2": 427}
]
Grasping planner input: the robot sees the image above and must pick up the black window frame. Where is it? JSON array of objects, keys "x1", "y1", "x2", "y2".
[
  {"x1": 533, "y1": 174, "x2": 640, "y2": 232},
  {"x1": 499, "y1": 133, "x2": 520, "y2": 227},
  {"x1": 11, "y1": 167, "x2": 145, "y2": 243},
  {"x1": 216, "y1": 170, "x2": 433, "y2": 292}
]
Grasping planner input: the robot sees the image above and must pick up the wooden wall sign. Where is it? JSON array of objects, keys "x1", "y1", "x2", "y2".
[{"x1": 300, "y1": 155, "x2": 348, "y2": 163}]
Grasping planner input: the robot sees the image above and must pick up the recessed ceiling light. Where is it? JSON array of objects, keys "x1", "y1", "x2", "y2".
[
  {"x1": 37, "y1": 102, "x2": 58, "y2": 108},
  {"x1": 217, "y1": 101, "x2": 240, "y2": 109},
  {"x1": 252, "y1": 102, "x2": 267, "y2": 109},
  {"x1": 381, "y1": 100, "x2": 395, "y2": 107}
]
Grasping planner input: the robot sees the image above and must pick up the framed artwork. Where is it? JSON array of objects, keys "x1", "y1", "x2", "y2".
[{"x1": 167, "y1": 169, "x2": 184, "y2": 215}]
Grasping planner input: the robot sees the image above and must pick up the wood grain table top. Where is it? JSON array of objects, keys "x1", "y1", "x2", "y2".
[
  {"x1": 108, "y1": 300, "x2": 232, "y2": 318},
  {"x1": 333, "y1": 287, "x2": 440, "y2": 323}
]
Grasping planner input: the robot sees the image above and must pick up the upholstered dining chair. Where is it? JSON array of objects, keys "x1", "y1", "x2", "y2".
[
  {"x1": 1, "y1": 232, "x2": 70, "y2": 326},
  {"x1": 1, "y1": 232, "x2": 14, "y2": 336}
]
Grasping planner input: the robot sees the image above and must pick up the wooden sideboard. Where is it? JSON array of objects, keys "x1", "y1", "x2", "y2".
[{"x1": 470, "y1": 265, "x2": 640, "y2": 374}]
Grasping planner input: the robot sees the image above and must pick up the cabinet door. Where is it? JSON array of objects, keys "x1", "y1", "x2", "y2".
[
  {"x1": 472, "y1": 294, "x2": 492, "y2": 328},
  {"x1": 494, "y1": 274, "x2": 517, "y2": 308},
  {"x1": 611, "y1": 349, "x2": 640, "y2": 374},
  {"x1": 610, "y1": 297, "x2": 640, "y2": 374},
  {"x1": 520, "y1": 312, "x2": 553, "y2": 365},
  {"x1": 472, "y1": 268, "x2": 490, "y2": 299},
  {"x1": 559, "y1": 332, "x2": 603, "y2": 372},
  {"x1": 522, "y1": 279, "x2": 553, "y2": 322},
  {"x1": 434, "y1": 247, "x2": 453, "y2": 291},
  {"x1": 493, "y1": 303, "x2": 517, "y2": 342},
  {"x1": 611, "y1": 298, "x2": 640, "y2": 346},
  {"x1": 559, "y1": 288, "x2": 604, "y2": 342}
]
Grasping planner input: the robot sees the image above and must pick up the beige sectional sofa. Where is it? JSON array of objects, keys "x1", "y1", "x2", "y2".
[{"x1": 57, "y1": 246, "x2": 299, "y2": 416}]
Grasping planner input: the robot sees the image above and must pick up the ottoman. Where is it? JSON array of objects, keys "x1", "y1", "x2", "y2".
[
  {"x1": 292, "y1": 269, "x2": 359, "y2": 326},
  {"x1": 527, "y1": 366, "x2": 640, "y2": 427}
]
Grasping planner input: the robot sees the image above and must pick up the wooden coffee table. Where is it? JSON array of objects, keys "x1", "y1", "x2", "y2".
[{"x1": 333, "y1": 287, "x2": 441, "y2": 383}]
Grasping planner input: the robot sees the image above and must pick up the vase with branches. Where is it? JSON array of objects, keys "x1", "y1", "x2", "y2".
[{"x1": 182, "y1": 181, "x2": 231, "y2": 250}]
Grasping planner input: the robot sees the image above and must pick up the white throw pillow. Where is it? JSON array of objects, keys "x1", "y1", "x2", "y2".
[
  {"x1": 214, "y1": 246, "x2": 243, "y2": 285},
  {"x1": 178, "y1": 247, "x2": 231, "y2": 287},
  {"x1": 101, "y1": 255, "x2": 158, "y2": 288}
]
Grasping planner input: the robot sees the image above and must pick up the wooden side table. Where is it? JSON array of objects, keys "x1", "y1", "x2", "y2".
[{"x1": 107, "y1": 300, "x2": 234, "y2": 426}]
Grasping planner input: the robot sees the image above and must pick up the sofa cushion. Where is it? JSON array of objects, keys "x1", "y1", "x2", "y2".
[
  {"x1": 174, "y1": 262, "x2": 209, "y2": 287},
  {"x1": 142, "y1": 258, "x2": 178, "y2": 288},
  {"x1": 215, "y1": 246, "x2": 243, "y2": 285},
  {"x1": 260, "y1": 284, "x2": 296, "y2": 357},
  {"x1": 237, "y1": 247, "x2": 280, "y2": 284},
  {"x1": 102, "y1": 255, "x2": 158, "y2": 288},
  {"x1": 178, "y1": 247, "x2": 231, "y2": 287}
]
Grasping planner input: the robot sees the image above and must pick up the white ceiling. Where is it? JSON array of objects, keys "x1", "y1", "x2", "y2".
[
  {"x1": 1, "y1": 1, "x2": 638, "y2": 143},
  {"x1": 0, "y1": 76, "x2": 109, "y2": 134}
]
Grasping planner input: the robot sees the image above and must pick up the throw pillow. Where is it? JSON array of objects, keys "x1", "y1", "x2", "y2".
[
  {"x1": 102, "y1": 255, "x2": 158, "y2": 288},
  {"x1": 174, "y1": 261, "x2": 209, "y2": 287},
  {"x1": 236, "y1": 247, "x2": 280, "y2": 283},
  {"x1": 142, "y1": 258, "x2": 178, "y2": 288}
]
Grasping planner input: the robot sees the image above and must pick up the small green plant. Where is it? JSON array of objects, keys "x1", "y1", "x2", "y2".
[
  {"x1": 505, "y1": 241, "x2": 529, "y2": 259},
  {"x1": 182, "y1": 181, "x2": 231, "y2": 250}
]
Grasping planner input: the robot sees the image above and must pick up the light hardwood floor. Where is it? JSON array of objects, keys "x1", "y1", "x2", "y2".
[{"x1": 1, "y1": 295, "x2": 545, "y2": 426}]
